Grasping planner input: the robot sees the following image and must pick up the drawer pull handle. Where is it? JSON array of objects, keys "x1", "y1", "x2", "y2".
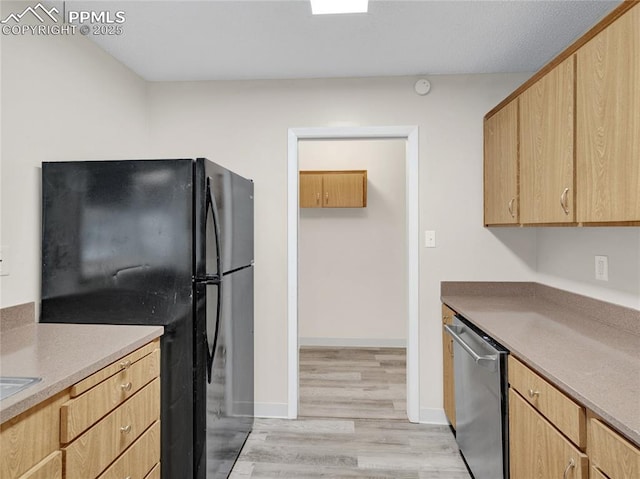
[
  {"x1": 121, "y1": 382, "x2": 132, "y2": 392},
  {"x1": 508, "y1": 198, "x2": 515, "y2": 218},
  {"x1": 119, "y1": 360, "x2": 132, "y2": 370},
  {"x1": 562, "y1": 458, "x2": 575, "y2": 479},
  {"x1": 120, "y1": 424, "x2": 132, "y2": 434},
  {"x1": 528, "y1": 389, "x2": 540, "y2": 398}
]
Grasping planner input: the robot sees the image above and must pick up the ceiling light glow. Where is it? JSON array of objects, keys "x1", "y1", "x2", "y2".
[{"x1": 311, "y1": 0, "x2": 369, "y2": 15}]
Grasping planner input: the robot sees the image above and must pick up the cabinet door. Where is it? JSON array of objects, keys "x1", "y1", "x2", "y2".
[
  {"x1": 520, "y1": 56, "x2": 575, "y2": 223},
  {"x1": 323, "y1": 173, "x2": 365, "y2": 208},
  {"x1": 0, "y1": 391, "x2": 68, "y2": 479},
  {"x1": 509, "y1": 389, "x2": 588, "y2": 479},
  {"x1": 589, "y1": 418, "x2": 640, "y2": 479},
  {"x1": 441, "y1": 305, "x2": 456, "y2": 429},
  {"x1": 577, "y1": 4, "x2": 640, "y2": 223},
  {"x1": 299, "y1": 173, "x2": 323, "y2": 208},
  {"x1": 484, "y1": 100, "x2": 519, "y2": 225}
]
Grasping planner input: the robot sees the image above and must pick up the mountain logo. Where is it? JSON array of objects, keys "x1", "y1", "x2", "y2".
[{"x1": 1, "y1": 3, "x2": 59, "y2": 24}]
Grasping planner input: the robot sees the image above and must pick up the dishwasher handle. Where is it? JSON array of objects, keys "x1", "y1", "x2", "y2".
[{"x1": 444, "y1": 324, "x2": 498, "y2": 371}]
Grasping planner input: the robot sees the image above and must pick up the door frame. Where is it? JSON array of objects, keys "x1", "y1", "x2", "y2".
[{"x1": 287, "y1": 125, "x2": 420, "y2": 422}]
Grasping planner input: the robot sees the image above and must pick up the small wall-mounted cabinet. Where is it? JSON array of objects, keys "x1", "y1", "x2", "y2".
[
  {"x1": 300, "y1": 170, "x2": 367, "y2": 208},
  {"x1": 484, "y1": 2, "x2": 640, "y2": 226}
]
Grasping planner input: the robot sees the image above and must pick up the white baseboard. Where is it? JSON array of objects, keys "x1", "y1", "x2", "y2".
[
  {"x1": 419, "y1": 408, "x2": 449, "y2": 425},
  {"x1": 254, "y1": 402, "x2": 289, "y2": 419},
  {"x1": 299, "y1": 337, "x2": 406, "y2": 348}
]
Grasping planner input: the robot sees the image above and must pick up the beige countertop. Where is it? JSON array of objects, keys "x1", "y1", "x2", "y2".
[
  {"x1": 0, "y1": 322, "x2": 163, "y2": 423},
  {"x1": 441, "y1": 282, "x2": 640, "y2": 447}
]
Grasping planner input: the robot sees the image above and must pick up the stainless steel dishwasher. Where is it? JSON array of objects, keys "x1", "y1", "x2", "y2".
[{"x1": 444, "y1": 315, "x2": 509, "y2": 479}]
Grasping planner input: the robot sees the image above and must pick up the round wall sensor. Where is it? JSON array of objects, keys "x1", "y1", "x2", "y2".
[{"x1": 414, "y1": 79, "x2": 431, "y2": 96}]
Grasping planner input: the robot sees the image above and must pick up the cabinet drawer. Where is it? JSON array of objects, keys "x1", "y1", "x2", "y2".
[
  {"x1": 590, "y1": 466, "x2": 609, "y2": 479},
  {"x1": 509, "y1": 389, "x2": 588, "y2": 479},
  {"x1": 18, "y1": 451, "x2": 62, "y2": 479},
  {"x1": 64, "y1": 379, "x2": 160, "y2": 479},
  {"x1": 61, "y1": 349, "x2": 160, "y2": 443},
  {"x1": 0, "y1": 391, "x2": 68, "y2": 479},
  {"x1": 96, "y1": 421, "x2": 160, "y2": 479},
  {"x1": 509, "y1": 356, "x2": 586, "y2": 447},
  {"x1": 71, "y1": 340, "x2": 159, "y2": 397},
  {"x1": 145, "y1": 463, "x2": 160, "y2": 479},
  {"x1": 589, "y1": 418, "x2": 640, "y2": 479}
]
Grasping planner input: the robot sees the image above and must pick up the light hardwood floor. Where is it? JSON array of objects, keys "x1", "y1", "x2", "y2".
[
  {"x1": 299, "y1": 347, "x2": 407, "y2": 420},
  {"x1": 230, "y1": 347, "x2": 471, "y2": 478}
]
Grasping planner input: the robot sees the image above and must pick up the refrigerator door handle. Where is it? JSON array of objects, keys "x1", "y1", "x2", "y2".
[
  {"x1": 206, "y1": 177, "x2": 223, "y2": 279},
  {"x1": 204, "y1": 177, "x2": 224, "y2": 384},
  {"x1": 206, "y1": 280, "x2": 223, "y2": 384}
]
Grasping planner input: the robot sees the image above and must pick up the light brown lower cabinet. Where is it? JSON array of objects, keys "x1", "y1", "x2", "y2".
[
  {"x1": 95, "y1": 420, "x2": 161, "y2": 479},
  {"x1": 64, "y1": 379, "x2": 160, "y2": 479},
  {"x1": 509, "y1": 389, "x2": 588, "y2": 479},
  {"x1": 145, "y1": 463, "x2": 161, "y2": 479},
  {"x1": 441, "y1": 304, "x2": 456, "y2": 429},
  {"x1": 0, "y1": 391, "x2": 69, "y2": 479},
  {"x1": 0, "y1": 339, "x2": 161, "y2": 479},
  {"x1": 590, "y1": 466, "x2": 609, "y2": 479},
  {"x1": 507, "y1": 354, "x2": 639, "y2": 479},
  {"x1": 589, "y1": 417, "x2": 640, "y2": 479},
  {"x1": 17, "y1": 451, "x2": 62, "y2": 479}
]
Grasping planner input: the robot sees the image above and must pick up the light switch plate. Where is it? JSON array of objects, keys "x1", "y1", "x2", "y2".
[
  {"x1": 0, "y1": 246, "x2": 9, "y2": 276},
  {"x1": 595, "y1": 255, "x2": 608, "y2": 281},
  {"x1": 425, "y1": 230, "x2": 436, "y2": 248}
]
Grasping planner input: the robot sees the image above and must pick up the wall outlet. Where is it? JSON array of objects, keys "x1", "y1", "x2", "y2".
[
  {"x1": 425, "y1": 230, "x2": 436, "y2": 248},
  {"x1": 0, "y1": 246, "x2": 9, "y2": 276},
  {"x1": 595, "y1": 255, "x2": 608, "y2": 281}
]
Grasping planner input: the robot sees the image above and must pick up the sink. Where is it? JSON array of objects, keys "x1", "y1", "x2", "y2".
[{"x1": 0, "y1": 377, "x2": 42, "y2": 401}]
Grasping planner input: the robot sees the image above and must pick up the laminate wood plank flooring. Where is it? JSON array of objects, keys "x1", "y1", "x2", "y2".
[
  {"x1": 230, "y1": 418, "x2": 471, "y2": 478},
  {"x1": 229, "y1": 347, "x2": 470, "y2": 478},
  {"x1": 299, "y1": 347, "x2": 407, "y2": 420}
]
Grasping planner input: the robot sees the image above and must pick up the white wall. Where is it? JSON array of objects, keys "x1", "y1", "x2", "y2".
[
  {"x1": 0, "y1": 2, "x2": 149, "y2": 309},
  {"x1": 298, "y1": 139, "x2": 406, "y2": 346},
  {"x1": 3, "y1": 19, "x2": 634, "y2": 420},
  {"x1": 145, "y1": 74, "x2": 538, "y2": 418},
  {"x1": 536, "y1": 228, "x2": 640, "y2": 309}
]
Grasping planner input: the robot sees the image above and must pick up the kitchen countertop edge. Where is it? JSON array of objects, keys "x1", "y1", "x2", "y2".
[
  {"x1": 441, "y1": 288, "x2": 640, "y2": 447},
  {"x1": 0, "y1": 324, "x2": 163, "y2": 424}
]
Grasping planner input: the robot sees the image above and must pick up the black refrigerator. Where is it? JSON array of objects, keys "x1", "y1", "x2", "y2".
[{"x1": 40, "y1": 158, "x2": 254, "y2": 479}]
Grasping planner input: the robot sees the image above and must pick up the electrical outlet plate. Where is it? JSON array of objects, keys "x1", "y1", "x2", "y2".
[{"x1": 595, "y1": 255, "x2": 608, "y2": 281}]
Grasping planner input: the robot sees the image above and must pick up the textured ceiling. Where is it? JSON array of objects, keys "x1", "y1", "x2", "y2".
[{"x1": 62, "y1": 0, "x2": 620, "y2": 81}]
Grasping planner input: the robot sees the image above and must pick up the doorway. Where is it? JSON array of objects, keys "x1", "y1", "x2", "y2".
[
  {"x1": 287, "y1": 126, "x2": 420, "y2": 422},
  {"x1": 297, "y1": 138, "x2": 407, "y2": 419}
]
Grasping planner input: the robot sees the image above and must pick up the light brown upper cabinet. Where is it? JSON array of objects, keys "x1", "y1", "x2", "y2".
[
  {"x1": 299, "y1": 171, "x2": 367, "y2": 208},
  {"x1": 484, "y1": 99, "x2": 519, "y2": 225},
  {"x1": 483, "y1": 2, "x2": 639, "y2": 226},
  {"x1": 576, "y1": 3, "x2": 640, "y2": 223},
  {"x1": 520, "y1": 56, "x2": 575, "y2": 224}
]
